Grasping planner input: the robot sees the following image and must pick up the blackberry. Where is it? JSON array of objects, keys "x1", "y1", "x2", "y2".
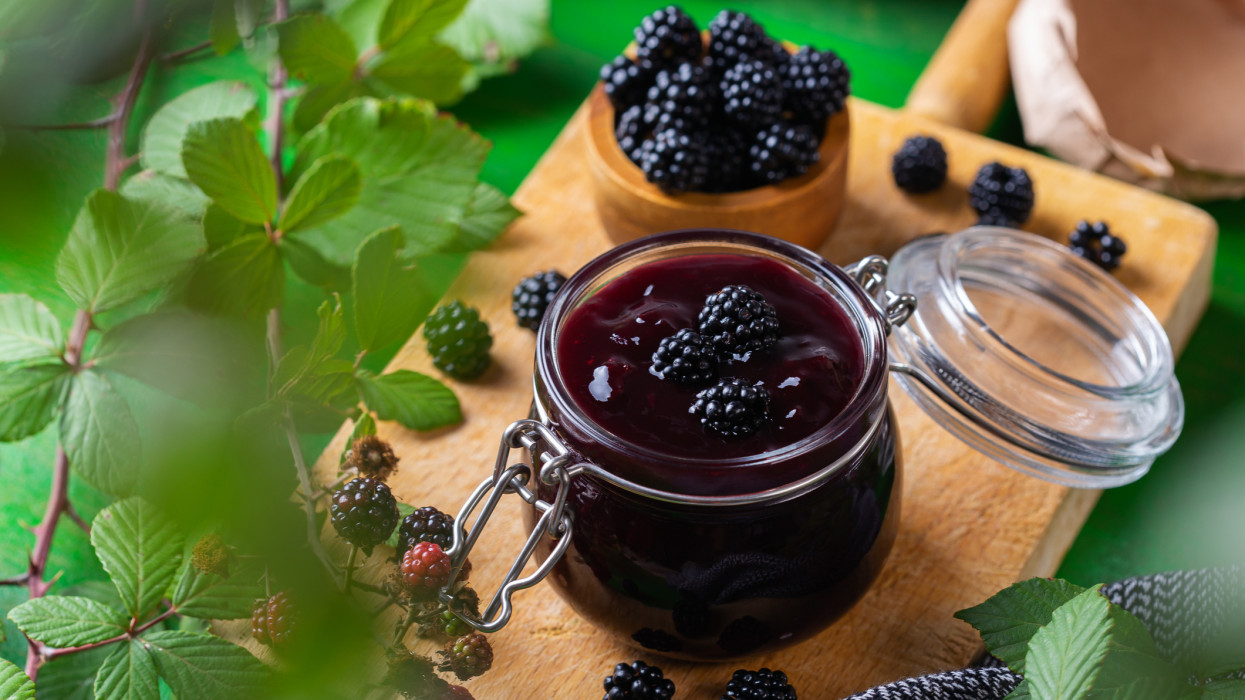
[
  {"x1": 423, "y1": 301, "x2": 493, "y2": 380},
  {"x1": 721, "y1": 59, "x2": 784, "y2": 129},
  {"x1": 721, "y1": 668, "x2": 798, "y2": 700},
  {"x1": 702, "y1": 127, "x2": 749, "y2": 192},
  {"x1": 401, "y1": 541, "x2": 454, "y2": 595},
  {"x1": 512, "y1": 270, "x2": 567, "y2": 332},
  {"x1": 601, "y1": 56, "x2": 656, "y2": 111},
  {"x1": 697, "y1": 284, "x2": 780, "y2": 356},
  {"x1": 651, "y1": 329, "x2": 717, "y2": 384},
  {"x1": 602, "y1": 660, "x2": 676, "y2": 700},
  {"x1": 384, "y1": 648, "x2": 450, "y2": 699},
  {"x1": 707, "y1": 10, "x2": 773, "y2": 77},
  {"x1": 645, "y1": 61, "x2": 718, "y2": 131},
  {"x1": 1069, "y1": 220, "x2": 1125, "y2": 271},
  {"x1": 191, "y1": 533, "x2": 229, "y2": 577},
  {"x1": 691, "y1": 378, "x2": 771, "y2": 438},
  {"x1": 616, "y1": 105, "x2": 649, "y2": 164},
  {"x1": 437, "y1": 632, "x2": 494, "y2": 681},
  {"x1": 780, "y1": 47, "x2": 850, "y2": 123},
  {"x1": 634, "y1": 6, "x2": 701, "y2": 68},
  {"x1": 251, "y1": 592, "x2": 295, "y2": 647},
  {"x1": 891, "y1": 135, "x2": 947, "y2": 194},
  {"x1": 637, "y1": 127, "x2": 709, "y2": 193},
  {"x1": 969, "y1": 162, "x2": 1035, "y2": 227},
  {"x1": 344, "y1": 434, "x2": 398, "y2": 481},
  {"x1": 398, "y1": 505, "x2": 455, "y2": 554},
  {"x1": 747, "y1": 122, "x2": 820, "y2": 184},
  {"x1": 330, "y1": 476, "x2": 399, "y2": 552}
]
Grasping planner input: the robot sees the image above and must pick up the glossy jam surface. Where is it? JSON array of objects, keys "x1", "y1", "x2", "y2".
[{"x1": 556, "y1": 253, "x2": 864, "y2": 467}]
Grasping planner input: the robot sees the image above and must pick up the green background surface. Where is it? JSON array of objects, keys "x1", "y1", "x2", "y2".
[{"x1": 2, "y1": 0, "x2": 1243, "y2": 670}]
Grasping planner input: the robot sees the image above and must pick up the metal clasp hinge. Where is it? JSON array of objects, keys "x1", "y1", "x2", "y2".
[
  {"x1": 844, "y1": 255, "x2": 917, "y2": 333},
  {"x1": 439, "y1": 419, "x2": 580, "y2": 633}
]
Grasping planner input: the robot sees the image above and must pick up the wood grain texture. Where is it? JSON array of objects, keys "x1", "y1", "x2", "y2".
[{"x1": 311, "y1": 98, "x2": 1216, "y2": 698}]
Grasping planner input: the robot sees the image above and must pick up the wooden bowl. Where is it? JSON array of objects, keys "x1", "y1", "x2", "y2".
[{"x1": 584, "y1": 85, "x2": 849, "y2": 249}]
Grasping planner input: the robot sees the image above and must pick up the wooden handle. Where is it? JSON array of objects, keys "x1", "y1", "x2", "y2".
[{"x1": 904, "y1": 0, "x2": 1021, "y2": 133}]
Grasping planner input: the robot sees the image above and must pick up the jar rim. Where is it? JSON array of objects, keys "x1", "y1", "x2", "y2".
[{"x1": 535, "y1": 229, "x2": 890, "y2": 494}]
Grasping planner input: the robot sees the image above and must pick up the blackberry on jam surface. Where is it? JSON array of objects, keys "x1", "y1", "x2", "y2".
[
  {"x1": 330, "y1": 476, "x2": 399, "y2": 552},
  {"x1": 637, "y1": 127, "x2": 710, "y2": 193},
  {"x1": 780, "y1": 46, "x2": 850, "y2": 123},
  {"x1": 1069, "y1": 220, "x2": 1125, "y2": 271},
  {"x1": 721, "y1": 668, "x2": 798, "y2": 700},
  {"x1": 437, "y1": 632, "x2": 494, "y2": 681},
  {"x1": 397, "y1": 505, "x2": 455, "y2": 553},
  {"x1": 634, "y1": 6, "x2": 701, "y2": 68},
  {"x1": 423, "y1": 301, "x2": 493, "y2": 380},
  {"x1": 697, "y1": 284, "x2": 780, "y2": 356},
  {"x1": 721, "y1": 59, "x2": 785, "y2": 129},
  {"x1": 601, "y1": 56, "x2": 656, "y2": 111},
  {"x1": 747, "y1": 122, "x2": 820, "y2": 184},
  {"x1": 603, "y1": 660, "x2": 676, "y2": 700},
  {"x1": 969, "y1": 162, "x2": 1035, "y2": 227},
  {"x1": 645, "y1": 61, "x2": 719, "y2": 131},
  {"x1": 706, "y1": 10, "x2": 772, "y2": 76},
  {"x1": 512, "y1": 270, "x2": 567, "y2": 331},
  {"x1": 651, "y1": 329, "x2": 717, "y2": 384},
  {"x1": 891, "y1": 135, "x2": 947, "y2": 194},
  {"x1": 251, "y1": 592, "x2": 295, "y2": 647},
  {"x1": 691, "y1": 378, "x2": 771, "y2": 438}
]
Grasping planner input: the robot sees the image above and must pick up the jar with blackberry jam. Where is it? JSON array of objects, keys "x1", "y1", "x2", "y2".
[{"x1": 440, "y1": 228, "x2": 1183, "y2": 660}]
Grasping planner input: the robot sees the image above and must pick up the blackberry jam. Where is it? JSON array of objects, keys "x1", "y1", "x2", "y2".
[{"x1": 528, "y1": 230, "x2": 900, "y2": 659}]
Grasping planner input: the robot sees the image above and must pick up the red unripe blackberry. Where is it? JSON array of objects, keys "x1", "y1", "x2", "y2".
[
  {"x1": 691, "y1": 378, "x2": 772, "y2": 438},
  {"x1": 401, "y1": 542, "x2": 454, "y2": 593},
  {"x1": 423, "y1": 301, "x2": 493, "y2": 380},
  {"x1": 251, "y1": 592, "x2": 296, "y2": 647},
  {"x1": 330, "y1": 477, "x2": 399, "y2": 552},
  {"x1": 437, "y1": 632, "x2": 494, "y2": 681}
]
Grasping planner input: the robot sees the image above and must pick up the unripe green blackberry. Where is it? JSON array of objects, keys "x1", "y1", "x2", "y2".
[
  {"x1": 437, "y1": 632, "x2": 494, "y2": 681},
  {"x1": 423, "y1": 301, "x2": 493, "y2": 380},
  {"x1": 330, "y1": 476, "x2": 399, "y2": 552}
]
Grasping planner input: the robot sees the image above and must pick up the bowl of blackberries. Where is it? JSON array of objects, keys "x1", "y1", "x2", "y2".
[{"x1": 586, "y1": 6, "x2": 852, "y2": 249}]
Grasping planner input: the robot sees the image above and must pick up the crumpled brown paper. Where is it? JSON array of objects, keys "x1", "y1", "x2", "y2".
[{"x1": 1008, "y1": 0, "x2": 1245, "y2": 200}]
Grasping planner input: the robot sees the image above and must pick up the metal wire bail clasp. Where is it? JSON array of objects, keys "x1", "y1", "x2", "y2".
[
  {"x1": 843, "y1": 255, "x2": 917, "y2": 333},
  {"x1": 439, "y1": 419, "x2": 578, "y2": 633}
]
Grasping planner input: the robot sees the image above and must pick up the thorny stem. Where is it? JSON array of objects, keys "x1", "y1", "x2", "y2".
[
  {"x1": 42, "y1": 607, "x2": 178, "y2": 662},
  {"x1": 104, "y1": 27, "x2": 154, "y2": 190}
]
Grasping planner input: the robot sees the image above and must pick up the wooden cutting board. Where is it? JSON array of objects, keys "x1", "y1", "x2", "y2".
[{"x1": 310, "y1": 91, "x2": 1216, "y2": 698}]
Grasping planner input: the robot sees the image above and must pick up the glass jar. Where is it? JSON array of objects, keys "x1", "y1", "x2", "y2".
[{"x1": 438, "y1": 227, "x2": 1183, "y2": 660}]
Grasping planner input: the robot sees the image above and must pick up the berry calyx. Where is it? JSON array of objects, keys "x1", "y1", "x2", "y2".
[
  {"x1": 1069, "y1": 220, "x2": 1125, "y2": 271},
  {"x1": 891, "y1": 135, "x2": 947, "y2": 194},
  {"x1": 697, "y1": 285, "x2": 780, "y2": 356},
  {"x1": 780, "y1": 46, "x2": 850, "y2": 123},
  {"x1": 691, "y1": 378, "x2": 771, "y2": 438},
  {"x1": 191, "y1": 533, "x2": 229, "y2": 577},
  {"x1": 634, "y1": 6, "x2": 701, "y2": 68},
  {"x1": 603, "y1": 660, "x2": 676, "y2": 700},
  {"x1": 651, "y1": 329, "x2": 717, "y2": 384},
  {"x1": 330, "y1": 476, "x2": 400, "y2": 552},
  {"x1": 969, "y1": 162, "x2": 1035, "y2": 227},
  {"x1": 344, "y1": 434, "x2": 398, "y2": 481},
  {"x1": 512, "y1": 270, "x2": 567, "y2": 332},
  {"x1": 397, "y1": 505, "x2": 455, "y2": 555},
  {"x1": 721, "y1": 668, "x2": 798, "y2": 700},
  {"x1": 437, "y1": 632, "x2": 494, "y2": 681},
  {"x1": 401, "y1": 542, "x2": 454, "y2": 594},
  {"x1": 423, "y1": 301, "x2": 493, "y2": 380},
  {"x1": 251, "y1": 592, "x2": 296, "y2": 648}
]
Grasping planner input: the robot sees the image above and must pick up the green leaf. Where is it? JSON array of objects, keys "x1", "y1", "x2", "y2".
[
  {"x1": 292, "y1": 97, "x2": 489, "y2": 264},
  {"x1": 95, "y1": 640, "x2": 158, "y2": 700},
  {"x1": 356, "y1": 369, "x2": 460, "y2": 430},
  {"x1": 0, "y1": 658, "x2": 34, "y2": 700},
  {"x1": 352, "y1": 227, "x2": 436, "y2": 352},
  {"x1": 187, "y1": 232, "x2": 284, "y2": 317},
  {"x1": 0, "y1": 363, "x2": 67, "y2": 442},
  {"x1": 0, "y1": 294, "x2": 63, "y2": 364},
  {"x1": 1025, "y1": 586, "x2": 1187, "y2": 700},
  {"x1": 202, "y1": 204, "x2": 258, "y2": 251},
  {"x1": 282, "y1": 237, "x2": 349, "y2": 289},
  {"x1": 234, "y1": 0, "x2": 263, "y2": 39},
  {"x1": 142, "y1": 631, "x2": 266, "y2": 700},
  {"x1": 272, "y1": 299, "x2": 353, "y2": 403},
  {"x1": 8, "y1": 596, "x2": 128, "y2": 647},
  {"x1": 1196, "y1": 680, "x2": 1245, "y2": 699},
  {"x1": 277, "y1": 14, "x2": 358, "y2": 84},
  {"x1": 291, "y1": 78, "x2": 366, "y2": 133},
  {"x1": 182, "y1": 118, "x2": 277, "y2": 225},
  {"x1": 171, "y1": 559, "x2": 261, "y2": 621},
  {"x1": 56, "y1": 189, "x2": 206, "y2": 313},
  {"x1": 340, "y1": 412, "x2": 377, "y2": 464},
  {"x1": 209, "y1": 0, "x2": 240, "y2": 55},
  {"x1": 440, "y1": 182, "x2": 519, "y2": 253},
  {"x1": 91, "y1": 498, "x2": 183, "y2": 619},
  {"x1": 279, "y1": 155, "x2": 361, "y2": 233},
  {"x1": 140, "y1": 81, "x2": 258, "y2": 179},
  {"x1": 370, "y1": 41, "x2": 468, "y2": 103},
  {"x1": 379, "y1": 0, "x2": 468, "y2": 49},
  {"x1": 61, "y1": 370, "x2": 141, "y2": 496},
  {"x1": 34, "y1": 646, "x2": 113, "y2": 700},
  {"x1": 385, "y1": 501, "x2": 418, "y2": 548},
  {"x1": 120, "y1": 171, "x2": 211, "y2": 220},
  {"x1": 955, "y1": 577, "x2": 1086, "y2": 673},
  {"x1": 439, "y1": 0, "x2": 549, "y2": 80}
]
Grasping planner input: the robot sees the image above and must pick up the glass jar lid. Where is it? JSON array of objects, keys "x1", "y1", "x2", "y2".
[{"x1": 885, "y1": 227, "x2": 1183, "y2": 488}]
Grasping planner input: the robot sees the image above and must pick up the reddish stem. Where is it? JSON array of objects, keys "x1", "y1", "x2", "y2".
[
  {"x1": 161, "y1": 40, "x2": 212, "y2": 63},
  {"x1": 104, "y1": 29, "x2": 154, "y2": 190},
  {"x1": 265, "y1": 0, "x2": 290, "y2": 194},
  {"x1": 43, "y1": 607, "x2": 178, "y2": 661}
]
